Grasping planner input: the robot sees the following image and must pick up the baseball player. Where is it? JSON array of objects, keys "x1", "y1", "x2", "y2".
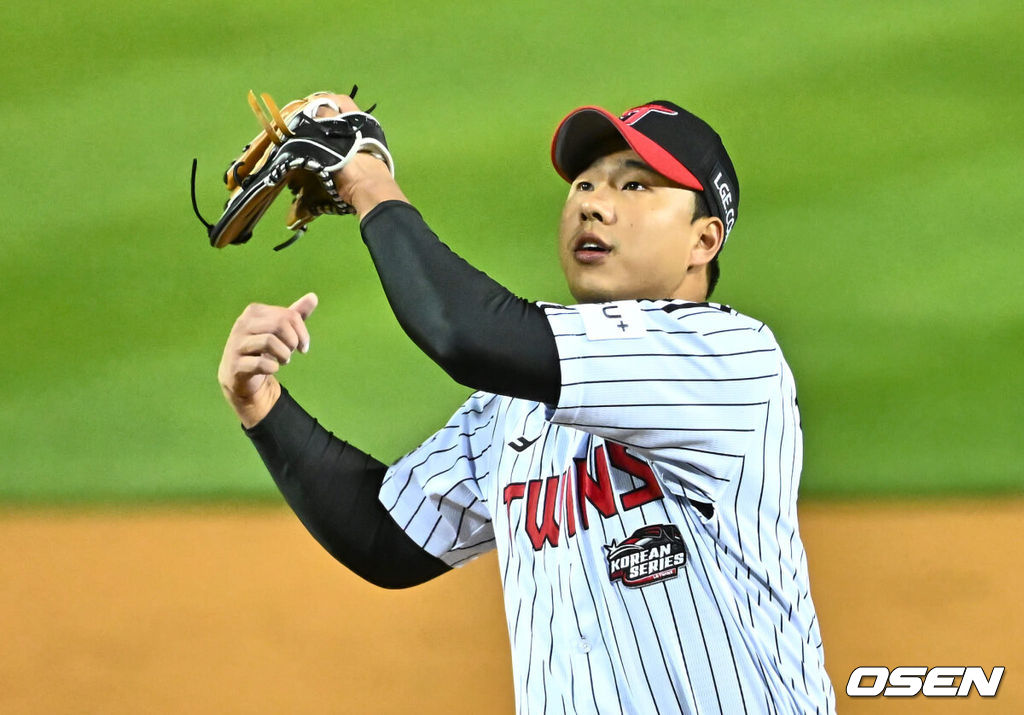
[{"x1": 218, "y1": 93, "x2": 836, "y2": 713}]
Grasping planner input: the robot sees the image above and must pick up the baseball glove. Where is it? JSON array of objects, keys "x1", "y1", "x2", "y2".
[{"x1": 191, "y1": 86, "x2": 393, "y2": 250}]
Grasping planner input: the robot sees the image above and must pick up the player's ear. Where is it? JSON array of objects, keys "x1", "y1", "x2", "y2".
[{"x1": 688, "y1": 217, "x2": 724, "y2": 270}]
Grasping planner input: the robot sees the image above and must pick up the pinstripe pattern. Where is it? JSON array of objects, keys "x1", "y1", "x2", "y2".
[{"x1": 379, "y1": 300, "x2": 835, "y2": 714}]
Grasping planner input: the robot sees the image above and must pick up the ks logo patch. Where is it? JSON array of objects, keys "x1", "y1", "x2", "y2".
[{"x1": 606, "y1": 524, "x2": 687, "y2": 588}]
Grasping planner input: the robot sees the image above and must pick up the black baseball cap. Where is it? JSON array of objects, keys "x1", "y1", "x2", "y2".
[{"x1": 551, "y1": 101, "x2": 739, "y2": 243}]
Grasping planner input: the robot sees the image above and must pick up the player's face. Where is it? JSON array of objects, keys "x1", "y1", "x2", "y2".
[{"x1": 558, "y1": 149, "x2": 707, "y2": 304}]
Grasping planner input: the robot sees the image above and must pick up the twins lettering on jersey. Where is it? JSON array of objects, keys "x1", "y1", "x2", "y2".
[{"x1": 502, "y1": 441, "x2": 685, "y2": 587}]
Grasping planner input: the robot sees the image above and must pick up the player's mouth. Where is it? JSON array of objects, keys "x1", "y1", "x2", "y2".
[{"x1": 573, "y1": 233, "x2": 612, "y2": 264}]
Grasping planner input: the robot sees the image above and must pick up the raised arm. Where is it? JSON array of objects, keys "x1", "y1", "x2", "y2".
[{"x1": 320, "y1": 93, "x2": 561, "y2": 405}]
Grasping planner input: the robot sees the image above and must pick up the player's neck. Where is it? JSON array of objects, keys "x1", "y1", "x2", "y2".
[{"x1": 669, "y1": 277, "x2": 710, "y2": 303}]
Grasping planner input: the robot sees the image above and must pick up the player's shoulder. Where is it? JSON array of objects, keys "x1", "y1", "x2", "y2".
[
  {"x1": 539, "y1": 298, "x2": 780, "y2": 349},
  {"x1": 654, "y1": 299, "x2": 771, "y2": 335},
  {"x1": 645, "y1": 302, "x2": 782, "y2": 363},
  {"x1": 540, "y1": 298, "x2": 762, "y2": 326}
]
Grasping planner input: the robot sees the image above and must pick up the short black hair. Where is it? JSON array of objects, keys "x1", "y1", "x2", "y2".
[{"x1": 691, "y1": 192, "x2": 720, "y2": 299}]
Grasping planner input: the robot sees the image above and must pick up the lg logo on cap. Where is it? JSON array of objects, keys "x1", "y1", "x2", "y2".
[
  {"x1": 712, "y1": 170, "x2": 736, "y2": 235},
  {"x1": 619, "y1": 104, "x2": 678, "y2": 126},
  {"x1": 846, "y1": 666, "x2": 1004, "y2": 698}
]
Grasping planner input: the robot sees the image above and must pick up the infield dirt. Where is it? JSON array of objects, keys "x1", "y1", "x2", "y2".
[{"x1": 2, "y1": 499, "x2": 1019, "y2": 713}]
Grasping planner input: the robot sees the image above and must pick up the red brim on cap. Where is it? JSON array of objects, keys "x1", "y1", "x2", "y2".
[{"x1": 551, "y1": 106, "x2": 704, "y2": 191}]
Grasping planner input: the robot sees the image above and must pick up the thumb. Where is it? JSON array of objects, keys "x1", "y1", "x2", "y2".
[{"x1": 289, "y1": 292, "x2": 319, "y2": 320}]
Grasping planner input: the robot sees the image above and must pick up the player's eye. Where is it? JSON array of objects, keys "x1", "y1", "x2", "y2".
[
  {"x1": 622, "y1": 180, "x2": 646, "y2": 191},
  {"x1": 574, "y1": 180, "x2": 594, "y2": 192}
]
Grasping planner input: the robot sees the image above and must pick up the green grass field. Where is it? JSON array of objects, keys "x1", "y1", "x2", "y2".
[{"x1": 2, "y1": 0, "x2": 1021, "y2": 501}]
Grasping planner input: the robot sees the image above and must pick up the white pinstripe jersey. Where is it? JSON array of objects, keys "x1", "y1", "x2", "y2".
[{"x1": 380, "y1": 300, "x2": 836, "y2": 714}]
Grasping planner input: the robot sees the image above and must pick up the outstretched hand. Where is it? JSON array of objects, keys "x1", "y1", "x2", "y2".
[
  {"x1": 218, "y1": 293, "x2": 318, "y2": 427},
  {"x1": 311, "y1": 92, "x2": 408, "y2": 217},
  {"x1": 313, "y1": 92, "x2": 362, "y2": 116}
]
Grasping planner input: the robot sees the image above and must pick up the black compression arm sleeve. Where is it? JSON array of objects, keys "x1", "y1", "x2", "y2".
[
  {"x1": 244, "y1": 387, "x2": 451, "y2": 588},
  {"x1": 360, "y1": 201, "x2": 561, "y2": 405}
]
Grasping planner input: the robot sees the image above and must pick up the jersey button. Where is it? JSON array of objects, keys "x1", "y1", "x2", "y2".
[{"x1": 576, "y1": 639, "x2": 592, "y2": 654}]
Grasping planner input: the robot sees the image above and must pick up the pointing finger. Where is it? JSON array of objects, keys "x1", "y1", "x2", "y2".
[
  {"x1": 289, "y1": 292, "x2": 318, "y2": 319},
  {"x1": 287, "y1": 293, "x2": 317, "y2": 353}
]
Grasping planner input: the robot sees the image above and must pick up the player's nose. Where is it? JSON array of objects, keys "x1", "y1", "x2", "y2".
[{"x1": 579, "y1": 194, "x2": 616, "y2": 224}]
